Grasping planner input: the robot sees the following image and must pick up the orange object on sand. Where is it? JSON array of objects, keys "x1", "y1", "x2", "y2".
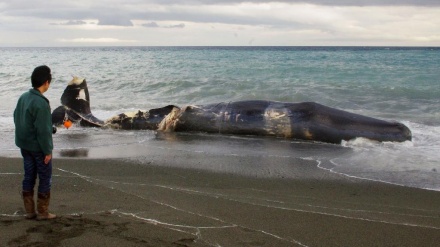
[{"x1": 63, "y1": 120, "x2": 72, "y2": 129}]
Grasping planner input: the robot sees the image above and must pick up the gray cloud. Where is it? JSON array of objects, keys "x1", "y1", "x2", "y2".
[
  {"x1": 142, "y1": 22, "x2": 159, "y2": 28},
  {"x1": 50, "y1": 20, "x2": 87, "y2": 26},
  {"x1": 164, "y1": 23, "x2": 185, "y2": 28},
  {"x1": 1, "y1": 0, "x2": 438, "y2": 29},
  {"x1": 141, "y1": 0, "x2": 440, "y2": 6},
  {"x1": 97, "y1": 16, "x2": 133, "y2": 26},
  {"x1": 132, "y1": 10, "x2": 310, "y2": 30},
  {"x1": 0, "y1": 0, "x2": 439, "y2": 46}
]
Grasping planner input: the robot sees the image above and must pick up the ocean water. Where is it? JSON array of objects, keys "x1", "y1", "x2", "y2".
[{"x1": 0, "y1": 46, "x2": 439, "y2": 190}]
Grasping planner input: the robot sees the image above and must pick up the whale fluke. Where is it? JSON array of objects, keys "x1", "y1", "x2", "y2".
[{"x1": 52, "y1": 77, "x2": 104, "y2": 127}]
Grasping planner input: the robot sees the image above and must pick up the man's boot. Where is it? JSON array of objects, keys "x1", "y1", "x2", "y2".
[
  {"x1": 37, "y1": 192, "x2": 56, "y2": 220},
  {"x1": 22, "y1": 190, "x2": 37, "y2": 219}
]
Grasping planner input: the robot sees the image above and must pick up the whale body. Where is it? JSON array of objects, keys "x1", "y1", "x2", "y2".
[{"x1": 52, "y1": 77, "x2": 412, "y2": 144}]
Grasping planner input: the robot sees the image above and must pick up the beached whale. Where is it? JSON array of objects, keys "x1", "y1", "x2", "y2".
[{"x1": 52, "y1": 77, "x2": 412, "y2": 144}]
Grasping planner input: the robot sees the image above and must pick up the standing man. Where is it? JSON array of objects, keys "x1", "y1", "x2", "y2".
[{"x1": 14, "y1": 65, "x2": 56, "y2": 220}]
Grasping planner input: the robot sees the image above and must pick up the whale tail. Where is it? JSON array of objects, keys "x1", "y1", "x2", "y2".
[{"x1": 52, "y1": 77, "x2": 104, "y2": 127}]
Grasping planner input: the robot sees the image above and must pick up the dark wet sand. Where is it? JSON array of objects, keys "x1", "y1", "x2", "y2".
[{"x1": 1, "y1": 157, "x2": 439, "y2": 247}]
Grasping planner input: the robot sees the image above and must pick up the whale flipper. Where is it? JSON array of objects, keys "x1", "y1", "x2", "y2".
[{"x1": 52, "y1": 105, "x2": 66, "y2": 126}]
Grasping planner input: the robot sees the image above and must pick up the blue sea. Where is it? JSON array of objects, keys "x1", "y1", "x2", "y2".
[{"x1": 0, "y1": 46, "x2": 439, "y2": 191}]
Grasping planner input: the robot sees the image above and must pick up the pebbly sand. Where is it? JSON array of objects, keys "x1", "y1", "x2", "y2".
[{"x1": 1, "y1": 156, "x2": 440, "y2": 247}]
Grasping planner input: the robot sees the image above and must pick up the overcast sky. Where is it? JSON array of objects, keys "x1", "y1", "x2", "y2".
[{"x1": 1, "y1": 0, "x2": 439, "y2": 46}]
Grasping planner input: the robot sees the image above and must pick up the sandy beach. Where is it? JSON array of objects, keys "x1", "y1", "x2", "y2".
[{"x1": 1, "y1": 156, "x2": 440, "y2": 247}]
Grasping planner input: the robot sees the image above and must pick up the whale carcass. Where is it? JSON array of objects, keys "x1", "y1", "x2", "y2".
[{"x1": 52, "y1": 77, "x2": 412, "y2": 144}]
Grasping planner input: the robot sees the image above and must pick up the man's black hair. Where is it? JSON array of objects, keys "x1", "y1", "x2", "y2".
[{"x1": 31, "y1": 65, "x2": 52, "y2": 88}]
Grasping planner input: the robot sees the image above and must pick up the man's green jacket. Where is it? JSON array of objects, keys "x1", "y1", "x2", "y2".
[{"x1": 14, "y1": 89, "x2": 53, "y2": 155}]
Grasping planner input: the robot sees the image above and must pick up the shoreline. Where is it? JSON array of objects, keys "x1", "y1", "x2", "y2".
[
  {"x1": 1, "y1": 156, "x2": 440, "y2": 246},
  {"x1": 1, "y1": 128, "x2": 439, "y2": 192}
]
